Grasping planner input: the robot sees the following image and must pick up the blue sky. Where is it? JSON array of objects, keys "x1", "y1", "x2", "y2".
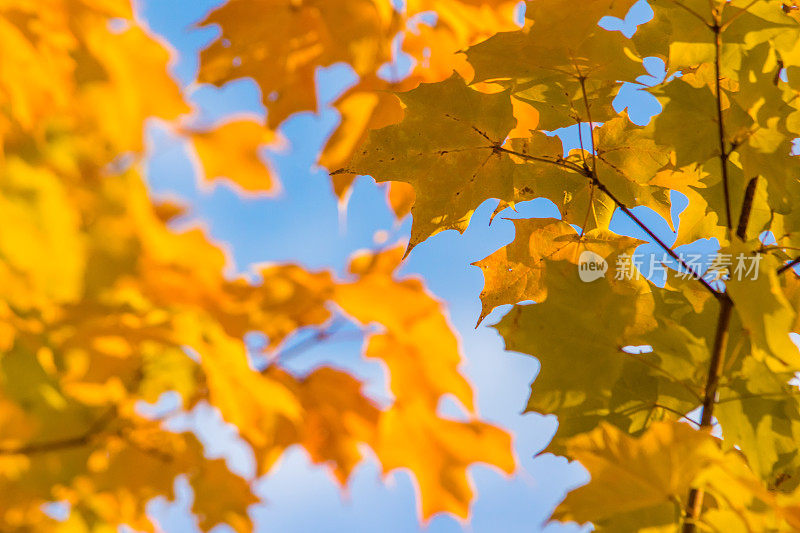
[{"x1": 132, "y1": 1, "x2": 692, "y2": 531}]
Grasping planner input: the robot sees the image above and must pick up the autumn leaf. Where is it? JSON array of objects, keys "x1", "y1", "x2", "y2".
[
  {"x1": 320, "y1": 77, "x2": 408, "y2": 199},
  {"x1": 81, "y1": 25, "x2": 190, "y2": 153},
  {"x1": 268, "y1": 366, "x2": 380, "y2": 484},
  {"x1": 726, "y1": 247, "x2": 800, "y2": 369},
  {"x1": 555, "y1": 421, "x2": 724, "y2": 529},
  {"x1": 473, "y1": 217, "x2": 643, "y2": 322},
  {"x1": 376, "y1": 400, "x2": 514, "y2": 520},
  {"x1": 467, "y1": 0, "x2": 641, "y2": 129},
  {"x1": 185, "y1": 118, "x2": 278, "y2": 194},
  {"x1": 334, "y1": 245, "x2": 514, "y2": 517},
  {"x1": 352, "y1": 73, "x2": 570, "y2": 252},
  {"x1": 335, "y1": 245, "x2": 474, "y2": 410},
  {"x1": 495, "y1": 260, "x2": 703, "y2": 452},
  {"x1": 7, "y1": 0, "x2": 800, "y2": 530},
  {"x1": 198, "y1": 0, "x2": 399, "y2": 128}
]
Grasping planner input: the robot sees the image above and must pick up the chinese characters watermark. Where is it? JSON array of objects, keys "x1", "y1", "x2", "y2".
[{"x1": 612, "y1": 252, "x2": 762, "y2": 282}]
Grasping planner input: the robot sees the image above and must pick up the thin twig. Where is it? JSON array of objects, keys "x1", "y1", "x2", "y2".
[
  {"x1": 502, "y1": 139, "x2": 721, "y2": 299},
  {"x1": 652, "y1": 403, "x2": 702, "y2": 428},
  {"x1": 573, "y1": 61, "x2": 721, "y2": 299},
  {"x1": 343, "y1": 127, "x2": 722, "y2": 300},
  {"x1": 616, "y1": 401, "x2": 702, "y2": 428},
  {"x1": 713, "y1": 21, "x2": 733, "y2": 231},
  {"x1": 0, "y1": 407, "x2": 117, "y2": 456},
  {"x1": 778, "y1": 256, "x2": 800, "y2": 275},
  {"x1": 489, "y1": 146, "x2": 589, "y2": 174},
  {"x1": 575, "y1": 119, "x2": 589, "y2": 166},
  {"x1": 576, "y1": 70, "x2": 601, "y2": 240},
  {"x1": 258, "y1": 319, "x2": 363, "y2": 372},
  {"x1": 588, "y1": 175, "x2": 722, "y2": 299},
  {"x1": 573, "y1": 118, "x2": 595, "y2": 238},
  {"x1": 720, "y1": 0, "x2": 760, "y2": 31}
]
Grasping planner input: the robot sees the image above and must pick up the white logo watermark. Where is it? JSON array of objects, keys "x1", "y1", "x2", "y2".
[
  {"x1": 578, "y1": 251, "x2": 764, "y2": 283},
  {"x1": 578, "y1": 251, "x2": 608, "y2": 282}
]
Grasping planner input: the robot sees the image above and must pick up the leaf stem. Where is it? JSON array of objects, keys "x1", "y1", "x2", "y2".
[
  {"x1": 502, "y1": 137, "x2": 721, "y2": 297},
  {"x1": 576, "y1": 71, "x2": 600, "y2": 239},
  {"x1": 719, "y1": 0, "x2": 760, "y2": 32},
  {"x1": 493, "y1": 146, "x2": 587, "y2": 174},
  {"x1": 576, "y1": 73, "x2": 599, "y2": 177},
  {"x1": 712, "y1": 21, "x2": 734, "y2": 231}
]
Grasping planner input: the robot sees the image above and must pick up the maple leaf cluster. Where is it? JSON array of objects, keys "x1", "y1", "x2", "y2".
[
  {"x1": 351, "y1": 0, "x2": 800, "y2": 530},
  {"x1": 0, "y1": 0, "x2": 519, "y2": 530},
  {"x1": 5, "y1": 0, "x2": 800, "y2": 531}
]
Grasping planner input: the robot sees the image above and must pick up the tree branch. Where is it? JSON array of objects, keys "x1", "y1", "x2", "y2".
[
  {"x1": 778, "y1": 256, "x2": 800, "y2": 275},
  {"x1": 682, "y1": 296, "x2": 733, "y2": 531},
  {"x1": 501, "y1": 138, "x2": 722, "y2": 299},
  {"x1": 569, "y1": 63, "x2": 722, "y2": 299},
  {"x1": 681, "y1": 150, "x2": 760, "y2": 533},
  {"x1": 258, "y1": 319, "x2": 365, "y2": 372},
  {"x1": 587, "y1": 175, "x2": 723, "y2": 299},
  {"x1": 0, "y1": 407, "x2": 116, "y2": 456},
  {"x1": 686, "y1": 32, "x2": 749, "y2": 528},
  {"x1": 575, "y1": 71, "x2": 600, "y2": 239}
]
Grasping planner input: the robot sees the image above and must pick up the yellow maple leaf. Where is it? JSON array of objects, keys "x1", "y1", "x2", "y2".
[
  {"x1": 198, "y1": 0, "x2": 399, "y2": 128},
  {"x1": 377, "y1": 400, "x2": 514, "y2": 520},
  {"x1": 185, "y1": 118, "x2": 278, "y2": 194}
]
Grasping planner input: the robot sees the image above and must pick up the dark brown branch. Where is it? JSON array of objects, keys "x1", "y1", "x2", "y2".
[
  {"x1": 682, "y1": 296, "x2": 733, "y2": 532},
  {"x1": 681, "y1": 175, "x2": 759, "y2": 532},
  {"x1": 778, "y1": 256, "x2": 800, "y2": 275},
  {"x1": 341, "y1": 134, "x2": 723, "y2": 300},
  {"x1": 567, "y1": 65, "x2": 721, "y2": 299},
  {"x1": 736, "y1": 178, "x2": 758, "y2": 240},
  {"x1": 588, "y1": 175, "x2": 722, "y2": 299}
]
